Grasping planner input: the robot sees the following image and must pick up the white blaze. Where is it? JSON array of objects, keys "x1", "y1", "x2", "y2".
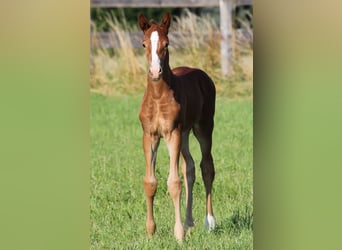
[{"x1": 150, "y1": 31, "x2": 161, "y2": 78}]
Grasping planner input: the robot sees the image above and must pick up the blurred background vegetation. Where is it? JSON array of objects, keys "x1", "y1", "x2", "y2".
[
  {"x1": 90, "y1": 7, "x2": 253, "y2": 99},
  {"x1": 91, "y1": 6, "x2": 252, "y2": 31}
]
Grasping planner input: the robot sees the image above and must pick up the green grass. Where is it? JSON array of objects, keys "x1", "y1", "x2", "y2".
[{"x1": 90, "y1": 94, "x2": 253, "y2": 249}]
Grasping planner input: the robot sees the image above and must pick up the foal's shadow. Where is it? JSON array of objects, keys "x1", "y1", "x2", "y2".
[{"x1": 212, "y1": 206, "x2": 253, "y2": 235}]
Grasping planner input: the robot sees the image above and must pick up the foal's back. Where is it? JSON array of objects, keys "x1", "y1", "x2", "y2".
[{"x1": 170, "y1": 66, "x2": 216, "y2": 131}]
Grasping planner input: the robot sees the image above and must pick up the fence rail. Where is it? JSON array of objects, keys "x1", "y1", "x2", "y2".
[
  {"x1": 91, "y1": 0, "x2": 252, "y2": 8},
  {"x1": 91, "y1": 30, "x2": 253, "y2": 49}
]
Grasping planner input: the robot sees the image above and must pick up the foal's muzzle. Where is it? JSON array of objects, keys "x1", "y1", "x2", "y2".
[{"x1": 149, "y1": 66, "x2": 163, "y2": 81}]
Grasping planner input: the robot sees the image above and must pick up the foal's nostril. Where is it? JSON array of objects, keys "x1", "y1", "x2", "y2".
[{"x1": 159, "y1": 68, "x2": 162, "y2": 73}]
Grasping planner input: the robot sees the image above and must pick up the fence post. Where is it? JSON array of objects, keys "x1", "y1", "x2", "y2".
[{"x1": 219, "y1": 0, "x2": 234, "y2": 76}]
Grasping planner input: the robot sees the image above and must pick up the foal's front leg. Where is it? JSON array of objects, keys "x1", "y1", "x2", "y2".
[
  {"x1": 142, "y1": 133, "x2": 160, "y2": 237},
  {"x1": 165, "y1": 128, "x2": 184, "y2": 241}
]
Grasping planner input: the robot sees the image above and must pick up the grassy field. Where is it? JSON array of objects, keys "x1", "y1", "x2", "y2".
[{"x1": 90, "y1": 93, "x2": 253, "y2": 249}]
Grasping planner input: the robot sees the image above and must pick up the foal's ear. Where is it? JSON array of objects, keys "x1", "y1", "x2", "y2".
[
  {"x1": 138, "y1": 13, "x2": 150, "y2": 33},
  {"x1": 161, "y1": 12, "x2": 171, "y2": 34}
]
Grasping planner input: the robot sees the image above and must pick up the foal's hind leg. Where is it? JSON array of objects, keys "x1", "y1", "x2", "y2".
[
  {"x1": 193, "y1": 120, "x2": 216, "y2": 231},
  {"x1": 180, "y1": 130, "x2": 196, "y2": 230}
]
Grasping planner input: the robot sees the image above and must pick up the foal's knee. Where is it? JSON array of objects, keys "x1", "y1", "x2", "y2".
[
  {"x1": 144, "y1": 176, "x2": 157, "y2": 197},
  {"x1": 167, "y1": 178, "x2": 181, "y2": 199}
]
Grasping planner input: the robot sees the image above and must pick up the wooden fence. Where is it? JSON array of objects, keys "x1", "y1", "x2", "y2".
[
  {"x1": 90, "y1": 0, "x2": 253, "y2": 76},
  {"x1": 91, "y1": 30, "x2": 252, "y2": 49},
  {"x1": 91, "y1": 0, "x2": 252, "y2": 8}
]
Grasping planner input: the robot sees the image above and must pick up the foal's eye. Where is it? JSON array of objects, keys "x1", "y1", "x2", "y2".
[{"x1": 142, "y1": 43, "x2": 146, "y2": 48}]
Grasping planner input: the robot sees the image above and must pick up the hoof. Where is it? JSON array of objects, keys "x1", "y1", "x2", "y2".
[
  {"x1": 184, "y1": 225, "x2": 195, "y2": 238},
  {"x1": 146, "y1": 221, "x2": 156, "y2": 237},
  {"x1": 174, "y1": 223, "x2": 184, "y2": 241},
  {"x1": 184, "y1": 219, "x2": 195, "y2": 231}
]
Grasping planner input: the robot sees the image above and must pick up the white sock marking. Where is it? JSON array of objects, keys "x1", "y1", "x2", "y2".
[{"x1": 205, "y1": 214, "x2": 216, "y2": 231}]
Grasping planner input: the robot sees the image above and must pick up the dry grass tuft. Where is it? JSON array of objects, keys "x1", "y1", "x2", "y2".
[{"x1": 90, "y1": 17, "x2": 146, "y2": 95}]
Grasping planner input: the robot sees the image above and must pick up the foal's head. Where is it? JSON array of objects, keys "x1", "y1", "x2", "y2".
[{"x1": 138, "y1": 13, "x2": 171, "y2": 81}]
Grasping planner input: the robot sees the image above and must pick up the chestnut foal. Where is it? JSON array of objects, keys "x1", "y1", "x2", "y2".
[{"x1": 138, "y1": 12, "x2": 216, "y2": 241}]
